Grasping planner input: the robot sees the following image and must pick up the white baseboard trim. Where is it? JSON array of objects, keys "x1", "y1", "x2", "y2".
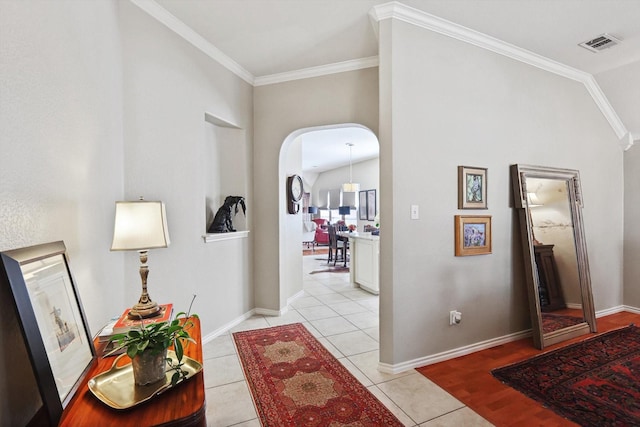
[
  {"x1": 379, "y1": 306, "x2": 640, "y2": 374},
  {"x1": 201, "y1": 309, "x2": 256, "y2": 344},
  {"x1": 596, "y1": 305, "x2": 626, "y2": 317},
  {"x1": 254, "y1": 307, "x2": 286, "y2": 316},
  {"x1": 287, "y1": 289, "x2": 306, "y2": 307},
  {"x1": 201, "y1": 294, "x2": 307, "y2": 344},
  {"x1": 622, "y1": 305, "x2": 640, "y2": 314},
  {"x1": 378, "y1": 329, "x2": 532, "y2": 374}
]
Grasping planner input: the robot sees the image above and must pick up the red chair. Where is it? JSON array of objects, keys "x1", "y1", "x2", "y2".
[{"x1": 312, "y1": 218, "x2": 329, "y2": 245}]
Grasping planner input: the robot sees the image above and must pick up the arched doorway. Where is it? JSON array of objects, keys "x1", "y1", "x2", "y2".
[{"x1": 278, "y1": 122, "x2": 379, "y2": 321}]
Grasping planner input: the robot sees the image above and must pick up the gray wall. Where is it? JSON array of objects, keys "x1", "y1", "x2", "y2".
[
  {"x1": 253, "y1": 69, "x2": 379, "y2": 311},
  {"x1": 377, "y1": 18, "x2": 624, "y2": 364},
  {"x1": 624, "y1": 145, "x2": 640, "y2": 307}
]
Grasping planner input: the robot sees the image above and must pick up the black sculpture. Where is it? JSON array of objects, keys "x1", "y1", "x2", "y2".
[{"x1": 208, "y1": 196, "x2": 246, "y2": 233}]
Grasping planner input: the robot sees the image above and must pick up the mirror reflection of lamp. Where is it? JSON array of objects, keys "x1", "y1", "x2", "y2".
[{"x1": 527, "y1": 192, "x2": 543, "y2": 245}]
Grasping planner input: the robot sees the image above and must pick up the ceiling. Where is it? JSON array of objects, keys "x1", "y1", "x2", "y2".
[{"x1": 153, "y1": 0, "x2": 640, "y2": 170}]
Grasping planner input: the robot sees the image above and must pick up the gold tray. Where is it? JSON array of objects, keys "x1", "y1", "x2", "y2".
[{"x1": 88, "y1": 350, "x2": 202, "y2": 410}]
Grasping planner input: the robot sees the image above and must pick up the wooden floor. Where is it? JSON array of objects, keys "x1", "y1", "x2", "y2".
[{"x1": 416, "y1": 311, "x2": 640, "y2": 427}]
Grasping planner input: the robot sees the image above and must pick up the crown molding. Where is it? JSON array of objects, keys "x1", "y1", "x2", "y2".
[
  {"x1": 254, "y1": 56, "x2": 379, "y2": 86},
  {"x1": 130, "y1": 0, "x2": 254, "y2": 85},
  {"x1": 621, "y1": 132, "x2": 638, "y2": 151},
  {"x1": 370, "y1": 1, "x2": 629, "y2": 143}
]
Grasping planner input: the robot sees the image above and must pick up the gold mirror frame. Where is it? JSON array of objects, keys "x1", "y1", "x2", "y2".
[{"x1": 511, "y1": 164, "x2": 596, "y2": 349}]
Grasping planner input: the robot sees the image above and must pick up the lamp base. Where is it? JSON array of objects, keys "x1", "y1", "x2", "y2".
[{"x1": 127, "y1": 301, "x2": 161, "y2": 319}]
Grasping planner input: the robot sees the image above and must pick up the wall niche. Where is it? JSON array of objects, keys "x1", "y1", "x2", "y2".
[{"x1": 203, "y1": 112, "x2": 249, "y2": 243}]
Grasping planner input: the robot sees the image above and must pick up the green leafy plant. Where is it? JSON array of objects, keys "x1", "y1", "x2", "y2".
[{"x1": 108, "y1": 296, "x2": 198, "y2": 386}]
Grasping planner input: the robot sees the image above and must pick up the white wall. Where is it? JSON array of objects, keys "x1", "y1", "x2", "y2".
[
  {"x1": 0, "y1": 2, "x2": 254, "y2": 423},
  {"x1": 377, "y1": 18, "x2": 624, "y2": 365},
  {"x1": 596, "y1": 60, "x2": 640, "y2": 138},
  {"x1": 119, "y1": 2, "x2": 254, "y2": 336},
  {"x1": 310, "y1": 158, "x2": 380, "y2": 227},
  {"x1": 0, "y1": 1, "x2": 124, "y2": 424}
]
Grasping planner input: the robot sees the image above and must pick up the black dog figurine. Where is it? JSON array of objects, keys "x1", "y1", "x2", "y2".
[{"x1": 208, "y1": 196, "x2": 246, "y2": 233}]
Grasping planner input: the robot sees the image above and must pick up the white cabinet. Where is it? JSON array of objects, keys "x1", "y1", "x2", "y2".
[{"x1": 348, "y1": 233, "x2": 379, "y2": 295}]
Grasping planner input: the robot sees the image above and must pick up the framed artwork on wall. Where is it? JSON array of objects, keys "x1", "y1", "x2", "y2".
[
  {"x1": 454, "y1": 215, "x2": 492, "y2": 256},
  {"x1": 359, "y1": 191, "x2": 368, "y2": 220},
  {"x1": 458, "y1": 166, "x2": 488, "y2": 209},
  {"x1": 367, "y1": 189, "x2": 377, "y2": 220},
  {"x1": 0, "y1": 241, "x2": 96, "y2": 425}
]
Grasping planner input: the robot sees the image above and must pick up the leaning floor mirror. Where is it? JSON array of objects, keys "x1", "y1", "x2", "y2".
[{"x1": 511, "y1": 164, "x2": 596, "y2": 349}]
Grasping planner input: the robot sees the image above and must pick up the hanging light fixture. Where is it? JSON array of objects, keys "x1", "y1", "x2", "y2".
[{"x1": 342, "y1": 142, "x2": 360, "y2": 193}]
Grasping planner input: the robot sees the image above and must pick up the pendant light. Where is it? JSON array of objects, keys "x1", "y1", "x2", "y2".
[{"x1": 342, "y1": 142, "x2": 360, "y2": 193}]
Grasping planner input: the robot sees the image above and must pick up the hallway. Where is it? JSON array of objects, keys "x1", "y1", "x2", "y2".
[{"x1": 202, "y1": 254, "x2": 491, "y2": 426}]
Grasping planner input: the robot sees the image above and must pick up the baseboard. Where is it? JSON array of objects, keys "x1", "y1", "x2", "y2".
[
  {"x1": 622, "y1": 305, "x2": 640, "y2": 314},
  {"x1": 379, "y1": 306, "x2": 640, "y2": 374},
  {"x1": 201, "y1": 309, "x2": 257, "y2": 344},
  {"x1": 596, "y1": 305, "x2": 626, "y2": 317},
  {"x1": 378, "y1": 329, "x2": 532, "y2": 374},
  {"x1": 201, "y1": 295, "x2": 306, "y2": 344},
  {"x1": 287, "y1": 289, "x2": 306, "y2": 307}
]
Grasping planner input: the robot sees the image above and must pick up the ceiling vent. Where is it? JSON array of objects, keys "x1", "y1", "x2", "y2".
[{"x1": 579, "y1": 33, "x2": 622, "y2": 53}]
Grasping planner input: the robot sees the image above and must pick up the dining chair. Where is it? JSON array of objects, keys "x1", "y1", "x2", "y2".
[{"x1": 327, "y1": 225, "x2": 347, "y2": 266}]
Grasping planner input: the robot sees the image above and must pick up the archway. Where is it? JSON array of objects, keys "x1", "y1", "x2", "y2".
[{"x1": 278, "y1": 122, "x2": 379, "y2": 317}]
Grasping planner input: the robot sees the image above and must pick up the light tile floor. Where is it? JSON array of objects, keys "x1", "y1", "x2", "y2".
[{"x1": 202, "y1": 254, "x2": 493, "y2": 426}]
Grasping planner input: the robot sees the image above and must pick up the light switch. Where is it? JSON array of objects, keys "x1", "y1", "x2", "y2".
[{"x1": 411, "y1": 205, "x2": 419, "y2": 220}]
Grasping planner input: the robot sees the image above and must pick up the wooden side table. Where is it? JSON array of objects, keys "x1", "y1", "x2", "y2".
[{"x1": 58, "y1": 318, "x2": 206, "y2": 427}]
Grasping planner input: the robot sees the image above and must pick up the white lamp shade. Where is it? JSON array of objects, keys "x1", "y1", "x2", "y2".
[
  {"x1": 111, "y1": 201, "x2": 170, "y2": 251},
  {"x1": 342, "y1": 182, "x2": 360, "y2": 193}
]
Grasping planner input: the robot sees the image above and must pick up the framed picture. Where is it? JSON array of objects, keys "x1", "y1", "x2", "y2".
[
  {"x1": 454, "y1": 215, "x2": 492, "y2": 256},
  {"x1": 0, "y1": 241, "x2": 96, "y2": 425},
  {"x1": 358, "y1": 191, "x2": 368, "y2": 220},
  {"x1": 367, "y1": 189, "x2": 377, "y2": 221},
  {"x1": 458, "y1": 166, "x2": 488, "y2": 209}
]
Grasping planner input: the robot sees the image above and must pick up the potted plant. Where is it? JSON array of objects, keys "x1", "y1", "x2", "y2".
[{"x1": 108, "y1": 298, "x2": 198, "y2": 387}]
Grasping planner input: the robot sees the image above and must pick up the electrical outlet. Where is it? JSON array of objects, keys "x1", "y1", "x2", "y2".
[{"x1": 449, "y1": 310, "x2": 462, "y2": 325}]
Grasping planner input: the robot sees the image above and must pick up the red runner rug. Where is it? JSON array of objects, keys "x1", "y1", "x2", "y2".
[
  {"x1": 491, "y1": 325, "x2": 640, "y2": 426},
  {"x1": 233, "y1": 323, "x2": 403, "y2": 426}
]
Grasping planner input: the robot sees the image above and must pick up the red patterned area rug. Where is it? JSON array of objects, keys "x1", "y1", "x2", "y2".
[
  {"x1": 492, "y1": 325, "x2": 640, "y2": 427},
  {"x1": 541, "y1": 312, "x2": 585, "y2": 334},
  {"x1": 233, "y1": 323, "x2": 403, "y2": 426}
]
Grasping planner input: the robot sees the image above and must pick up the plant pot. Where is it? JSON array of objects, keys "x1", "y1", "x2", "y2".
[{"x1": 131, "y1": 349, "x2": 167, "y2": 386}]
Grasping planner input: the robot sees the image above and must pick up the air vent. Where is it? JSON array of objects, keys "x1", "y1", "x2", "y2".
[{"x1": 579, "y1": 33, "x2": 622, "y2": 52}]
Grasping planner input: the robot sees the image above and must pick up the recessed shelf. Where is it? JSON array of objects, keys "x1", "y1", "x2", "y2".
[
  {"x1": 204, "y1": 112, "x2": 241, "y2": 129},
  {"x1": 203, "y1": 230, "x2": 249, "y2": 243}
]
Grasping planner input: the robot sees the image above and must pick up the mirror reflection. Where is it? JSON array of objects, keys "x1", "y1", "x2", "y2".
[
  {"x1": 511, "y1": 164, "x2": 596, "y2": 349},
  {"x1": 527, "y1": 178, "x2": 584, "y2": 334}
]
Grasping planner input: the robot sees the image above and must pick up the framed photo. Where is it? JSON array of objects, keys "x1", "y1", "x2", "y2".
[
  {"x1": 0, "y1": 241, "x2": 95, "y2": 425},
  {"x1": 359, "y1": 191, "x2": 368, "y2": 220},
  {"x1": 458, "y1": 166, "x2": 488, "y2": 209},
  {"x1": 454, "y1": 215, "x2": 492, "y2": 256},
  {"x1": 367, "y1": 189, "x2": 377, "y2": 220}
]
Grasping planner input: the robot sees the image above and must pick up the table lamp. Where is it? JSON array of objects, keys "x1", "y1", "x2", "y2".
[
  {"x1": 339, "y1": 206, "x2": 350, "y2": 223},
  {"x1": 111, "y1": 198, "x2": 170, "y2": 319}
]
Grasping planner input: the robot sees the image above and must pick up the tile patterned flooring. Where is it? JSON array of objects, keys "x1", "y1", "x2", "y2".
[{"x1": 202, "y1": 255, "x2": 493, "y2": 426}]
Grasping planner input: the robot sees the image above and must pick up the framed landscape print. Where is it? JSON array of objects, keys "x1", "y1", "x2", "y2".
[
  {"x1": 454, "y1": 215, "x2": 492, "y2": 256},
  {"x1": 458, "y1": 166, "x2": 488, "y2": 209},
  {"x1": 367, "y1": 190, "x2": 377, "y2": 220},
  {"x1": 359, "y1": 191, "x2": 368, "y2": 220},
  {"x1": 0, "y1": 241, "x2": 95, "y2": 425}
]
